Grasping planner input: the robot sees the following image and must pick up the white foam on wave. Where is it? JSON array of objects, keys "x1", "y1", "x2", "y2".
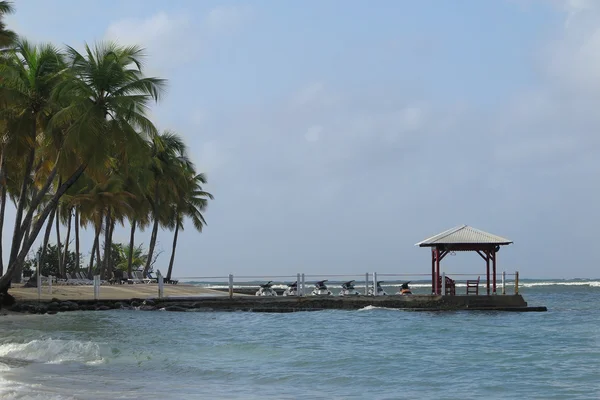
[
  {"x1": 358, "y1": 305, "x2": 404, "y2": 312},
  {"x1": 519, "y1": 281, "x2": 600, "y2": 288},
  {"x1": 0, "y1": 339, "x2": 104, "y2": 365}
]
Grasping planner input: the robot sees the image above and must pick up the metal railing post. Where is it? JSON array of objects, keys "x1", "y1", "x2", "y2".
[
  {"x1": 297, "y1": 273, "x2": 301, "y2": 296},
  {"x1": 93, "y1": 275, "x2": 99, "y2": 300},
  {"x1": 228, "y1": 274, "x2": 234, "y2": 299},
  {"x1": 37, "y1": 254, "x2": 41, "y2": 301},
  {"x1": 373, "y1": 272, "x2": 378, "y2": 296},
  {"x1": 48, "y1": 276, "x2": 53, "y2": 295},
  {"x1": 515, "y1": 271, "x2": 519, "y2": 295},
  {"x1": 158, "y1": 275, "x2": 164, "y2": 298},
  {"x1": 441, "y1": 272, "x2": 446, "y2": 296},
  {"x1": 301, "y1": 273, "x2": 305, "y2": 296},
  {"x1": 502, "y1": 271, "x2": 506, "y2": 295},
  {"x1": 365, "y1": 273, "x2": 369, "y2": 295}
]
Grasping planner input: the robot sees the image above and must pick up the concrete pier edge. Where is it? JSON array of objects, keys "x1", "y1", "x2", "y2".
[{"x1": 7, "y1": 294, "x2": 547, "y2": 314}]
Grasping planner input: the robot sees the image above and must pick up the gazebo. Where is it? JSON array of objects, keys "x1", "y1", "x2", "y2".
[{"x1": 415, "y1": 225, "x2": 513, "y2": 295}]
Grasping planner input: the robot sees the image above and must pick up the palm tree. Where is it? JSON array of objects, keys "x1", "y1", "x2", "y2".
[
  {"x1": 0, "y1": 40, "x2": 66, "y2": 283},
  {"x1": 165, "y1": 170, "x2": 212, "y2": 281},
  {"x1": 0, "y1": 1, "x2": 15, "y2": 48},
  {"x1": 142, "y1": 131, "x2": 191, "y2": 277},
  {"x1": 0, "y1": 41, "x2": 165, "y2": 293},
  {"x1": 0, "y1": 0, "x2": 15, "y2": 275}
]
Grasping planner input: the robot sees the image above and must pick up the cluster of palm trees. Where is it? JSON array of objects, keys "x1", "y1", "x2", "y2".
[{"x1": 0, "y1": 2, "x2": 212, "y2": 294}]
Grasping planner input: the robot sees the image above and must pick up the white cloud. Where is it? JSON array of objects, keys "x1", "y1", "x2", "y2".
[
  {"x1": 290, "y1": 82, "x2": 339, "y2": 110},
  {"x1": 205, "y1": 5, "x2": 251, "y2": 35},
  {"x1": 304, "y1": 125, "x2": 323, "y2": 142},
  {"x1": 104, "y1": 6, "x2": 251, "y2": 70},
  {"x1": 397, "y1": 107, "x2": 423, "y2": 132},
  {"x1": 105, "y1": 12, "x2": 193, "y2": 70},
  {"x1": 545, "y1": 1, "x2": 600, "y2": 93},
  {"x1": 196, "y1": 140, "x2": 227, "y2": 175},
  {"x1": 190, "y1": 109, "x2": 208, "y2": 127},
  {"x1": 105, "y1": 12, "x2": 188, "y2": 46}
]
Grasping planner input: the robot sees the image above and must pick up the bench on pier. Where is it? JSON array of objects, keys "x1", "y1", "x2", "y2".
[
  {"x1": 466, "y1": 276, "x2": 480, "y2": 295},
  {"x1": 438, "y1": 275, "x2": 456, "y2": 296}
]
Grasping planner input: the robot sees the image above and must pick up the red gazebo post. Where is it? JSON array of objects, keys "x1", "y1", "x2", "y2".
[
  {"x1": 431, "y1": 248, "x2": 435, "y2": 294},
  {"x1": 486, "y1": 251, "x2": 490, "y2": 295}
]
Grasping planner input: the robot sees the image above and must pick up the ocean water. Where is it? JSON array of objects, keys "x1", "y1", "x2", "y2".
[{"x1": 1, "y1": 280, "x2": 600, "y2": 399}]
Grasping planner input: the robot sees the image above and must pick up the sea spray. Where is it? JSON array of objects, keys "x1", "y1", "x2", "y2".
[{"x1": 0, "y1": 339, "x2": 104, "y2": 364}]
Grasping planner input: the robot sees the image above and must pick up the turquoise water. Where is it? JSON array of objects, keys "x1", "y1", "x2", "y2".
[{"x1": 1, "y1": 281, "x2": 600, "y2": 399}]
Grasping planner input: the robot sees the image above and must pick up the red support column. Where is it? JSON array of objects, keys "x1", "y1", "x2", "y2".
[
  {"x1": 431, "y1": 248, "x2": 435, "y2": 295},
  {"x1": 492, "y1": 251, "x2": 497, "y2": 294},
  {"x1": 435, "y1": 247, "x2": 441, "y2": 295},
  {"x1": 486, "y1": 251, "x2": 490, "y2": 295}
]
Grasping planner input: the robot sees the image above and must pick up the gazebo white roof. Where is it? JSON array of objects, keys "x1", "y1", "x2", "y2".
[{"x1": 415, "y1": 225, "x2": 513, "y2": 247}]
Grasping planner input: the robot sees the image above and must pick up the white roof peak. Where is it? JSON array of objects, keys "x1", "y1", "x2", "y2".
[{"x1": 416, "y1": 225, "x2": 512, "y2": 247}]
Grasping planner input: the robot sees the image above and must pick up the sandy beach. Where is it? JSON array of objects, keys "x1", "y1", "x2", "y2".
[{"x1": 8, "y1": 283, "x2": 230, "y2": 301}]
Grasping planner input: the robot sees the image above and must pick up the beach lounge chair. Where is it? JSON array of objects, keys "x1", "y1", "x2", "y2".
[
  {"x1": 134, "y1": 271, "x2": 152, "y2": 284},
  {"x1": 77, "y1": 272, "x2": 94, "y2": 285},
  {"x1": 65, "y1": 273, "x2": 80, "y2": 285},
  {"x1": 120, "y1": 271, "x2": 131, "y2": 284},
  {"x1": 146, "y1": 272, "x2": 158, "y2": 284},
  {"x1": 128, "y1": 271, "x2": 143, "y2": 284}
]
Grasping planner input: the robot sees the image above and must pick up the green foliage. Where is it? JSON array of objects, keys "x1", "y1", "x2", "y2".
[
  {"x1": 110, "y1": 243, "x2": 149, "y2": 272},
  {"x1": 24, "y1": 244, "x2": 81, "y2": 277}
]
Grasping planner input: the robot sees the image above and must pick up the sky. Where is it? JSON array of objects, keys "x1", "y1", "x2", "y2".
[{"x1": 3, "y1": 0, "x2": 600, "y2": 279}]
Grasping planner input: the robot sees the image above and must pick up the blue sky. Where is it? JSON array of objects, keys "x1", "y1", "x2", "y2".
[{"x1": 4, "y1": 0, "x2": 600, "y2": 279}]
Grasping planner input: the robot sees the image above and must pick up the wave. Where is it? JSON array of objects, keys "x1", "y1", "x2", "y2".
[
  {"x1": 519, "y1": 281, "x2": 600, "y2": 288},
  {"x1": 358, "y1": 305, "x2": 404, "y2": 312},
  {"x1": 0, "y1": 339, "x2": 104, "y2": 365}
]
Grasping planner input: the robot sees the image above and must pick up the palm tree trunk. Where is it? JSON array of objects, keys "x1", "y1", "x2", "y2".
[
  {"x1": 41, "y1": 206, "x2": 56, "y2": 277},
  {"x1": 62, "y1": 209, "x2": 72, "y2": 274},
  {"x1": 24, "y1": 204, "x2": 56, "y2": 288},
  {"x1": 75, "y1": 208, "x2": 80, "y2": 272},
  {"x1": 0, "y1": 184, "x2": 5, "y2": 276},
  {"x1": 127, "y1": 219, "x2": 136, "y2": 276},
  {"x1": 144, "y1": 217, "x2": 159, "y2": 277},
  {"x1": 17, "y1": 161, "x2": 58, "y2": 248},
  {"x1": 0, "y1": 149, "x2": 6, "y2": 275},
  {"x1": 95, "y1": 228, "x2": 102, "y2": 278},
  {"x1": 22, "y1": 221, "x2": 31, "y2": 249},
  {"x1": 101, "y1": 209, "x2": 112, "y2": 279},
  {"x1": 166, "y1": 220, "x2": 180, "y2": 281},
  {"x1": 143, "y1": 183, "x2": 160, "y2": 276},
  {"x1": 55, "y1": 206, "x2": 63, "y2": 278},
  {"x1": 87, "y1": 213, "x2": 102, "y2": 277},
  {"x1": 88, "y1": 237, "x2": 97, "y2": 277},
  {"x1": 8, "y1": 146, "x2": 35, "y2": 267},
  {"x1": 108, "y1": 217, "x2": 116, "y2": 275},
  {"x1": 0, "y1": 162, "x2": 87, "y2": 293},
  {"x1": 12, "y1": 218, "x2": 32, "y2": 283}
]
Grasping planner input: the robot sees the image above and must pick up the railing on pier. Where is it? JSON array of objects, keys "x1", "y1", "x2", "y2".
[
  {"x1": 179, "y1": 270, "x2": 522, "y2": 298},
  {"x1": 29, "y1": 270, "x2": 521, "y2": 300}
]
